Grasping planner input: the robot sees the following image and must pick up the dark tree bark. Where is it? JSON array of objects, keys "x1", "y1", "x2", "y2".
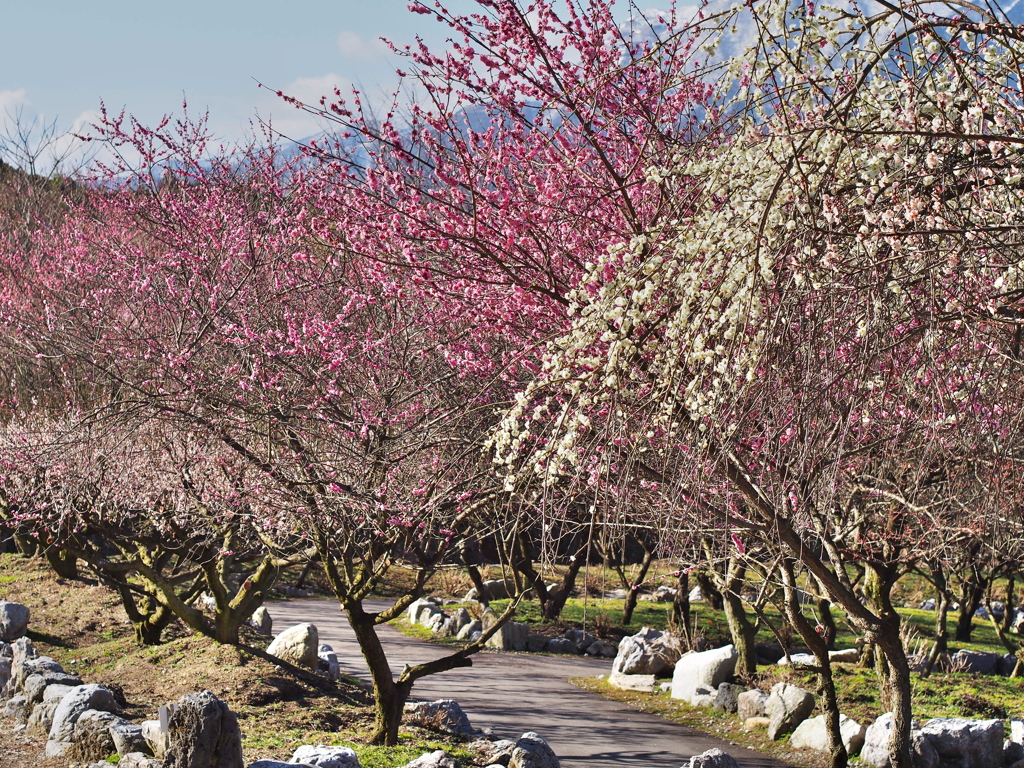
[{"x1": 781, "y1": 559, "x2": 847, "y2": 768}]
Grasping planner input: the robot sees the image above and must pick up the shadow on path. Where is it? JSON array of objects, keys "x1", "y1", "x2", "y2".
[{"x1": 271, "y1": 599, "x2": 794, "y2": 768}]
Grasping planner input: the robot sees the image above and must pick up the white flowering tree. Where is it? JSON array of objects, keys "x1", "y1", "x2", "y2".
[{"x1": 494, "y1": 2, "x2": 1024, "y2": 766}]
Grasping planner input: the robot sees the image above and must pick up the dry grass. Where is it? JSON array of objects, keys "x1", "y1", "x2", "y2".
[{"x1": 0, "y1": 554, "x2": 476, "y2": 766}]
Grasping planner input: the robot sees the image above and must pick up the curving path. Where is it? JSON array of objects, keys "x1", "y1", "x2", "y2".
[{"x1": 272, "y1": 599, "x2": 792, "y2": 768}]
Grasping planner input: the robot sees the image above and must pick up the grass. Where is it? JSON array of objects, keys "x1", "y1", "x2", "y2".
[{"x1": 482, "y1": 595, "x2": 1013, "y2": 659}]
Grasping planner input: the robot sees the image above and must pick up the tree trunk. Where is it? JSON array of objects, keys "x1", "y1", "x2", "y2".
[
  {"x1": 134, "y1": 603, "x2": 176, "y2": 645},
  {"x1": 955, "y1": 574, "x2": 986, "y2": 642},
  {"x1": 782, "y1": 559, "x2": 847, "y2": 768},
  {"x1": 876, "y1": 619, "x2": 914, "y2": 768},
  {"x1": 816, "y1": 596, "x2": 837, "y2": 651},
  {"x1": 1001, "y1": 575, "x2": 1016, "y2": 635},
  {"x1": 695, "y1": 571, "x2": 724, "y2": 610},
  {"x1": 722, "y1": 561, "x2": 757, "y2": 677},
  {"x1": 13, "y1": 534, "x2": 39, "y2": 557},
  {"x1": 673, "y1": 571, "x2": 692, "y2": 644},
  {"x1": 620, "y1": 543, "x2": 655, "y2": 626},
  {"x1": 45, "y1": 548, "x2": 79, "y2": 580},
  {"x1": 921, "y1": 566, "x2": 950, "y2": 678},
  {"x1": 462, "y1": 542, "x2": 489, "y2": 607},
  {"x1": 346, "y1": 601, "x2": 408, "y2": 746}
]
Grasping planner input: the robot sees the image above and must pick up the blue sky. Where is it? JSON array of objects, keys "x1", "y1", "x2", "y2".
[
  {"x1": 6, "y1": 0, "x2": 1024, "y2": 167},
  {"x1": 0, "y1": 1, "x2": 482, "y2": 149}
]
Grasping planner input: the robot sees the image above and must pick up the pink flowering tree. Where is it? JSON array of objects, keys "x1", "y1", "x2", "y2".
[{"x1": 269, "y1": 0, "x2": 714, "y2": 613}]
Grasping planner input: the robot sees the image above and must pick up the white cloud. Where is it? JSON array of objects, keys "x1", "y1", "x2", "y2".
[
  {"x1": 254, "y1": 73, "x2": 356, "y2": 141},
  {"x1": 337, "y1": 30, "x2": 389, "y2": 61},
  {"x1": 0, "y1": 88, "x2": 29, "y2": 113}
]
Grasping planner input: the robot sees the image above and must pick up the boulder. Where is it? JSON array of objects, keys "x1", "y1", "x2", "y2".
[
  {"x1": 110, "y1": 720, "x2": 149, "y2": 756},
  {"x1": 743, "y1": 717, "x2": 770, "y2": 731},
  {"x1": 737, "y1": 689, "x2": 769, "y2": 720},
  {"x1": 527, "y1": 634, "x2": 547, "y2": 653},
  {"x1": 509, "y1": 732, "x2": 559, "y2": 768},
  {"x1": 14, "y1": 655, "x2": 64, "y2": 694},
  {"x1": 72, "y1": 709, "x2": 122, "y2": 761},
  {"x1": 671, "y1": 645, "x2": 737, "y2": 704},
  {"x1": 402, "y1": 750, "x2": 460, "y2": 768},
  {"x1": 608, "y1": 672, "x2": 656, "y2": 692},
  {"x1": 687, "y1": 748, "x2": 740, "y2": 768},
  {"x1": 318, "y1": 644, "x2": 340, "y2": 681},
  {"x1": 408, "y1": 599, "x2": 441, "y2": 625},
  {"x1": 917, "y1": 717, "x2": 1004, "y2": 768},
  {"x1": 860, "y1": 713, "x2": 939, "y2": 768},
  {"x1": 247, "y1": 763, "x2": 308, "y2": 768},
  {"x1": 0, "y1": 656, "x2": 10, "y2": 696},
  {"x1": 688, "y1": 586, "x2": 704, "y2": 602},
  {"x1": 688, "y1": 686, "x2": 718, "y2": 708},
  {"x1": 291, "y1": 744, "x2": 361, "y2": 768},
  {"x1": 142, "y1": 719, "x2": 170, "y2": 759},
  {"x1": 24, "y1": 671, "x2": 83, "y2": 705},
  {"x1": 950, "y1": 650, "x2": 1000, "y2": 675},
  {"x1": 789, "y1": 714, "x2": 866, "y2": 755},
  {"x1": 999, "y1": 654, "x2": 1018, "y2": 677},
  {"x1": 713, "y1": 683, "x2": 745, "y2": 714},
  {"x1": 248, "y1": 606, "x2": 272, "y2": 636},
  {"x1": 456, "y1": 620, "x2": 482, "y2": 641},
  {"x1": 612, "y1": 627, "x2": 684, "y2": 676},
  {"x1": 754, "y1": 643, "x2": 784, "y2": 664},
  {"x1": 484, "y1": 617, "x2": 529, "y2": 652},
  {"x1": 4, "y1": 694, "x2": 29, "y2": 722},
  {"x1": 777, "y1": 653, "x2": 816, "y2": 666},
  {"x1": 404, "y1": 699, "x2": 477, "y2": 737},
  {"x1": 777, "y1": 648, "x2": 860, "y2": 666},
  {"x1": 450, "y1": 608, "x2": 472, "y2": 634},
  {"x1": 120, "y1": 754, "x2": 164, "y2": 768},
  {"x1": 828, "y1": 648, "x2": 861, "y2": 664},
  {"x1": 1011, "y1": 718, "x2": 1024, "y2": 745},
  {"x1": 564, "y1": 629, "x2": 596, "y2": 652},
  {"x1": 920, "y1": 598, "x2": 937, "y2": 610},
  {"x1": 46, "y1": 684, "x2": 119, "y2": 755},
  {"x1": 544, "y1": 638, "x2": 577, "y2": 655},
  {"x1": 477, "y1": 739, "x2": 517, "y2": 766},
  {"x1": 26, "y1": 696, "x2": 63, "y2": 735},
  {"x1": 585, "y1": 640, "x2": 617, "y2": 658},
  {"x1": 0, "y1": 601, "x2": 29, "y2": 642},
  {"x1": 765, "y1": 682, "x2": 815, "y2": 740},
  {"x1": 466, "y1": 579, "x2": 516, "y2": 601},
  {"x1": 163, "y1": 690, "x2": 244, "y2": 768},
  {"x1": 653, "y1": 585, "x2": 677, "y2": 602},
  {"x1": 267, "y1": 623, "x2": 319, "y2": 670}
]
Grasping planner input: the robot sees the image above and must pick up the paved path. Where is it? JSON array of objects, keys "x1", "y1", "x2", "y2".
[{"x1": 272, "y1": 599, "x2": 791, "y2": 768}]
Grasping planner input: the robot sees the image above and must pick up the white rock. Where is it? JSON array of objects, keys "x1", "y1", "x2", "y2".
[
  {"x1": 402, "y1": 750, "x2": 460, "y2": 768},
  {"x1": 404, "y1": 699, "x2": 477, "y2": 736},
  {"x1": 267, "y1": 623, "x2": 319, "y2": 669},
  {"x1": 408, "y1": 599, "x2": 441, "y2": 625},
  {"x1": 765, "y1": 682, "x2": 815, "y2": 740},
  {"x1": 291, "y1": 744, "x2": 361, "y2": 768},
  {"x1": 918, "y1": 717, "x2": 1004, "y2": 768},
  {"x1": 510, "y1": 732, "x2": 559, "y2": 768},
  {"x1": 141, "y1": 719, "x2": 170, "y2": 759},
  {"x1": 688, "y1": 748, "x2": 739, "y2": 768},
  {"x1": 249, "y1": 606, "x2": 273, "y2": 636},
  {"x1": 608, "y1": 672, "x2": 656, "y2": 692},
  {"x1": 612, "y1": 627, "x2": 683, "y2": 676},
  {"x1": 790, "y1": 714, "x2": 866, "y2": 755},
  {"x1": 45, "y1": 684, "x2": 118, "y2": 755},
  {"x1": 0, "y1": 601, "x2": 30, "y2": 642},
  {"x1": 670, "y1": 644, "x2": 737, "y2": 704}
]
